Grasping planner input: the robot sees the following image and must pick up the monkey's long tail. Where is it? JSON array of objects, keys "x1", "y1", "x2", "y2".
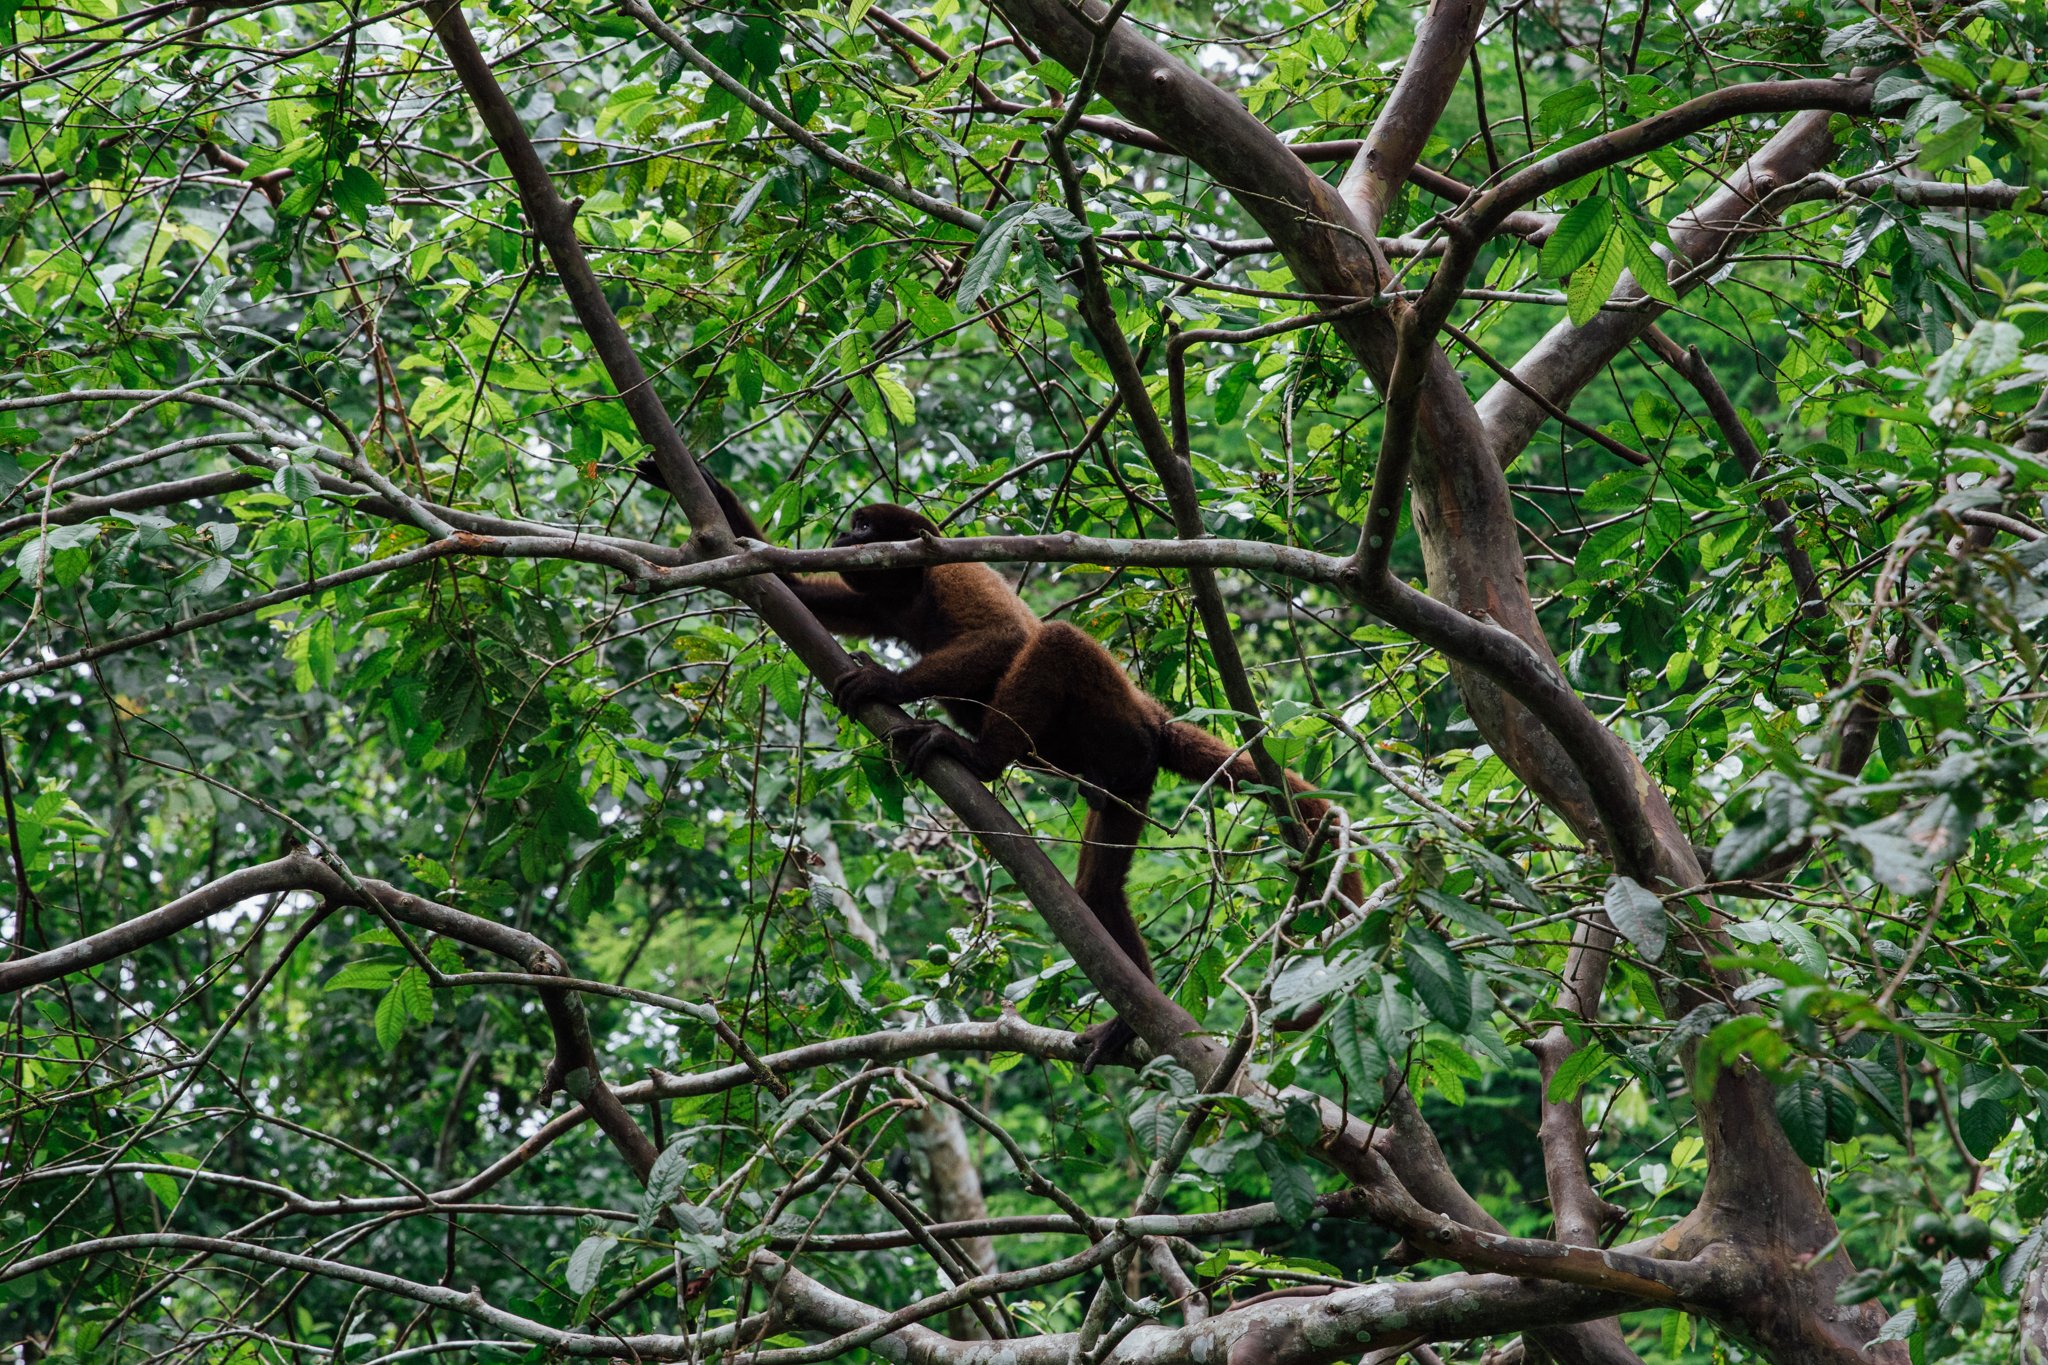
[{"x1": 1156, "y1": 721, "x2": 1365, "y2": 909}]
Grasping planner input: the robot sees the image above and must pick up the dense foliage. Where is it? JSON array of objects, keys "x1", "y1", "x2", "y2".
[{"x1": 4, "y1": 0, "x2": 2048, "y2": 1361}]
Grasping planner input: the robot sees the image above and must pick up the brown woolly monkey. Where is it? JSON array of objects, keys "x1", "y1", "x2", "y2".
[{"x1": 647, "y1": 463, "x2": 1361, "y2": 1064}]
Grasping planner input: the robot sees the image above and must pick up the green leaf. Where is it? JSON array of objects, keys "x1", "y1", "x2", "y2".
[
  {"x1": 1870, "y1": 1307, "x2": 1915, "y2": 1344},
  {"x1": 1959, "y1": 1099, "x2": 2014, "y2": 1160},
  {"x1": 1918, "y1": 114, "x2": 1983, "y2": 171},
  {"x1": 1566, "y1": 227, "x2": 1628, "y2": 326},
  {"x1": 1538, "y1": 196, "x2": 1613, "y2": 278},
  {"x1": 874, "y1": 371, "x2": 916, "y2": 423},
  {"x1": 278, "y1": 178, "x2": 323, "y2": 220},
  {"x1": 1401, "y1": 924, "x2": 1471, "y2": 1032},
  {"x1": 1129, "y1": 1096, "x2": 1177, "y2": 1158},
  {"x1": 1615, "y1": 217, "x2": 1675, "y2": 306},
  {"x1": 1326, "y1": 996, "x2": 1387, "y2": 1105},
  {"x1": 1603, "y1": 875, "x2": 1668, "y2": 962},
  {"x1": 14, "y1": 536, "x2": 48, "y2": 587},
  {"x1": 728, "y1": 167, "x2": 781, "y2": 226},
  {"x1": 762, "y1": 658, "x2": 805, "y2": 722},
  {"x1": 1692, "y1": 1015, "x2": 1772, "y2": 1105},
  {"x1": 1415, "y1": 886, "x2": 1509, "y2": 941},
  {"x1": 1536, "y1": 82, "x2": 1600, "y2": 134},
  {"x1": 1545, "y1": 1044, "x2": 1614, "y2": 1104},
  {"x1": 734, "y1": 348, "x2": 764, "y2": 407},
  {"x1": 1712, "y1": 781, "x2": 1807, "y2": 877},
  {"x1": 2001, "y1": 1228, "x2": 2043, "y2": 1295},
  {"x1": 566, "y1": 1233, "x2": 614, "y2": 1295},
  {"x1": 1843, "y1": 1053, "x2": 1908, "y2": 1137},
  {"x1": 902, "y1": 284, "x2": 955, "y2": 338},
  {"x1": 1213, "y1": 360, "x2": 1256, "y2": 426},
  {"x1": 1935, "y1": 1257, "x2": 1982, "y2": 1324},
  {"x1": 1873, "y1": 72, "x2": 1932, "y2": 108},
  {"x1": 274, "y1": 463, "x2": 323, "y2": 503},
  {"x1": 1837, "y1": 826, "x2": 1934, "y2": 896},
  {"x1": 324, "y1": 961, "x2": 398, "y2": 991},
  {"x1": 1916, "y1": 54, "x2": 1977, "y2": 88},
  {"x1": 1462, "y1": 845, "x2": 1545, "y2": 912},
  {"x1": 13, "y1": 523, "x2": 97, "y2": 586},
  {"x1": 856, "y1": 752, "x2": 906, "y2": 823},
  {"x1": 140, "y1": 1170, "x2": 182, "y2": 1209},
  {"x1": 1775, "y1": 1071, "x2": 1829, "y2": 1166},
  {"x1": 395, "y1": 965, "x2": 434, "y2": 1024},
  {"x1": 1270, "y1": 951, "x2": 1374, "y2": 1014},
  {"x1": 955, "y1": 201, "x2": 1034, "y2": 309},
  {"x1": 1256, "y1": 1141, "x2": 1318, "y2": 1226},
  {"x1": 332, "y1": 166, "x2": 386, "y2": 224},
  {"x1": 373, "y1": 983, "x2": 407, "y2": 1051},
  {"x1": 1772, "y1": 921, "x2": 1828, "y2": 981}
]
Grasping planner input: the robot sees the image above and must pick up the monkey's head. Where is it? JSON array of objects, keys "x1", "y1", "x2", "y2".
[
  {"x1": 833, "y1": 503, "x2": 939, "y2": 548},
  {"x1": 834, "y1": 503, "x2": 940, "y2": 599}
]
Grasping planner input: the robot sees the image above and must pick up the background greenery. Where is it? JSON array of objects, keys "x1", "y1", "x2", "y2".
[{"x1": 3, "y1": 0, "x2": 2047, "y2": 1359}]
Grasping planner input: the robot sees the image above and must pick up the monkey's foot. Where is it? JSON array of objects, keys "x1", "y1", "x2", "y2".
[
  {"x1": 830, "y1": 657, "x2": 898, "y2": 712},
  {"x1": 1077, "y1": 1016, "x2": 1139, "y2": 1073},
  {"x1": 886, "y1": 720, "x2": 981, "y2": 778}
]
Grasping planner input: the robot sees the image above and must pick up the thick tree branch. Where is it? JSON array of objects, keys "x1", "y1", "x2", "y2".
[
  {"x1": 1528, "y1": 919, "x2": 1627, "y2": 1250},
  {"x1": 754, "y1": 1252, "x2": 1636, "y2": 1365},
  {"x1": 0, "y1": 854, "x2": 317, "y2": 993},
  {"x1": 2022, "y1": 1239, "x2": 2048, "y2": 1362},
  {"x1": 1337, "y1": 0, "x2": 1482, "y2": 234},
  {"x1": 1460, "y1": 78, "x2": 1874, "y2": 241},
  {"x1": 986, "y1": 0, "x2": 1627, "y2": 862}
]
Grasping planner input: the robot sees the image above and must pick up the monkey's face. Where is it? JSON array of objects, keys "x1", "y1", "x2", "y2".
[{"x1": 834, "y1": 503, "x2": 939, "y2": 547}]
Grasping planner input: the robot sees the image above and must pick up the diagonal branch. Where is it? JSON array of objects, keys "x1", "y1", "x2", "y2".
[
  {"x1": 1458, "y1": 78, "x2": 1873, "y2": 241},
  {"x1": 423, "y1": 0, "x2": 1216, "y2": 1085},
  {"x1": 1040, "y1": 25, "x2": 1325, "y2": 874},
  {"x1": 1641, "y1": 325, "x2": 1824, "y2": 616},
  {"x1": 0, "y1": 849, "x2": 660, "y2": 1180},
  {"x1": 1479, "y1": 107, "x2": 1858, "y2": 465},
  {"x1": 418, "y1": 8, "x2": 1542, "y2": 1232}
]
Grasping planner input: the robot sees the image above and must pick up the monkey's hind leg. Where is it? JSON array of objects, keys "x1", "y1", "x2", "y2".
[{"x1": 1072, "y1": 799, "x2": 1154, "y2": 1072}]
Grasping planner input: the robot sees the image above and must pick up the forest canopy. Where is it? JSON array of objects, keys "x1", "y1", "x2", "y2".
[{"x1": 4, "y1": 0, "x2": 2048, "y2": 1362}]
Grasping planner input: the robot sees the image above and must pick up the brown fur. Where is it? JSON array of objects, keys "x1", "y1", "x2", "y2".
[{"x1": 661, "y1": 468, "x2": 1362, "y2": 1062}]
